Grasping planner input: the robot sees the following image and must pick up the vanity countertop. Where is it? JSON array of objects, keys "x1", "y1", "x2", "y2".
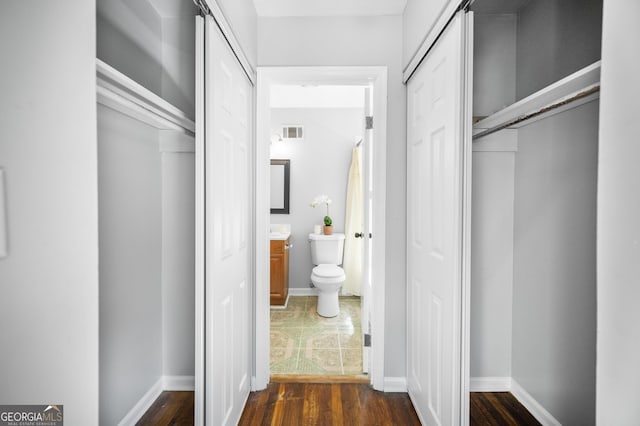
[
  {"x1": 269, "y1": 231, "x2": 290, "y2": 241},
  {"x1": 270, "y1": 224, "x2": 291, "y2": 240}
]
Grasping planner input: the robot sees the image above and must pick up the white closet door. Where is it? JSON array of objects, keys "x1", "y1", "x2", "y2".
[
  {"x1": 406, "y1": 11, "x2": 471, "y2": 425},
  {"x1": 202, "y1": 14, "x2": 252, "y2": 426}
]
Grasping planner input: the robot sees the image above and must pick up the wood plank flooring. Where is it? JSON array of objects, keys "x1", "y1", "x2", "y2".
[
  {"x1": 136, "y1": 388, "x2": 541, "y2": 425},
  {"x1": 239, "y1": 382, "x2": 421, "y2": 425},
  {"x1": 136, "y1": 391, "x2": 193, "y2": 426},
  {"x1": 470, "y1": 392, "x2": 541, "y2": 426}
]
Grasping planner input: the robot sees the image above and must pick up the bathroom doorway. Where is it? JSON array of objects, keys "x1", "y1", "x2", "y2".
[{"x1": 254, "y1": 67, "x2": 388, "y2": 390}]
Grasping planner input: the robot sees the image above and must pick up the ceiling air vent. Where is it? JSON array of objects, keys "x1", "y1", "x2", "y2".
[{"x1": 282, "y1": 125, "x2": 304, "y2": 141}]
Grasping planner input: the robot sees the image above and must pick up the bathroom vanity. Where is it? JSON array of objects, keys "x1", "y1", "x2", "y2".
[{"x1": 270, "y1": 233, "x2": 290, "y2": 306}]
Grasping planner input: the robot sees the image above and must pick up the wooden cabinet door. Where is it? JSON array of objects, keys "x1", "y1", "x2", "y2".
[{"x1": 270, "y1": 239, "x2": 288, "y2": 305}]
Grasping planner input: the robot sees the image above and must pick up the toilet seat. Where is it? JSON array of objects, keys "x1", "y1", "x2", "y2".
[
  {"x1": 310, "y1": 264, "x2": 345, "y2": 317},
  {"x1": 312, "y1": 264, "x2": 345, "y2": 279}
]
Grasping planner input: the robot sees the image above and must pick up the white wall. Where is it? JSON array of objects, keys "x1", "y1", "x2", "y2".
[
  {"x1": 258, "y1": 15, "x2": 407, "y2": 377},
  {"x1": 161, "y1": 146, "x2": 196, "y2": 376},
  {"x1": 470, "y1": 136, "x2": 516, "y2": 379},
  {"x1": 270, "y1": 108, "x2": 363, "y2": 290},
  {"x1": 597, "y1": 0, "x2": 640, "y2": 423},
  {"x1": 402, "y1": 0, "x2": 453, "y2": 68},
  {"x1": 473, "y1": 14, "x2": 516, "y2": 117},
  {"x1": 0, "y1": 1, "x2": 99, "y2": 424},
  {"x1": 98, "y1": 106, "x2": 163, "y2": 425},
  {"x1": 516, "y1": 0, "x2": 602, "y2": 100},
  {"x1": 512, "y1": 101, "x2": 598, "y2": 425}
]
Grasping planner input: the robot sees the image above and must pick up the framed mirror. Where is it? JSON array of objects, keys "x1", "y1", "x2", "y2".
[{"x1": 270, "y1": 159, "x2": 290, "y2": 214}]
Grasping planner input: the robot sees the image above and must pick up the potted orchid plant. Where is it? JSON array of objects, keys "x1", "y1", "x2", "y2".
[{"x1": 310, "y1": 194, "x2": 333, "y2": 235}]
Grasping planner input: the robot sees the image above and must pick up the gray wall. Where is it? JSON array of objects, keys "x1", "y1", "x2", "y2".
[
  {"x1": 97, "y1": 0, "x2": 196, "y2": 117},
  {"x1": 161, "y1": 148, "x2": 196, "y2": 376},
  {"x1": 258, "y1": 15, "x2": 407, "y2": 377},
  {"x1": 473, "y1": 14, "x2": 517, "y2": 117},
  {"x1": 98, "y1": 106, "x2": 163, "y2": 425},
  {"x1": 97, "y1": 2, "x2": 164, "y2": 101},
  {"x1": 512, "y1": 101, "x2": 598, "y2": 425},
  {"x1": 270, "y1": 108, "x2": 363, "y2": 290},
  {"x1": 516, "y1": 0, "x2": 602, "y2": 100},
  {"x1": 470, "y1": 143, "x2": 516, "y2": 378},
  {"x1": 597, "y1": 0, "x2": 640, "y2": 423},
  {"x1": 0, "y1": 1, "x2": 100, "y2": 424},
  {"x1": 97, "y1": 0, "x2": 197, "y2": 420}
]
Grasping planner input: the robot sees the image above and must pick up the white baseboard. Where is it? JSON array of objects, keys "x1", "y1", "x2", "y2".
[
  {"x1": 469, "y1": 376, "x2": 512, "y2": 392},
  {"x1": 384, "y1": 377, "x2": 407, "y2": 392},
  {"x1": 118, "y1": 375, "x2": 195, "y2": 426},
  {"x1": 164, "y1": 375, "x2": 195, "y2": 391},
  {"x1": 510, "y1": 379, "x2": 562, "y2": 426},
  {"x1": 117, "y1": 377, "x2": 164, "y2": 426},
  {"x1": 288, "y1": 288, "x2": 318, "y2": 296}
]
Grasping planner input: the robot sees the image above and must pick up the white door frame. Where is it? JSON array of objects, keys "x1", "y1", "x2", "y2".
[{"x1": 254, "y1": 66, "x2": 388, "y2": 391}]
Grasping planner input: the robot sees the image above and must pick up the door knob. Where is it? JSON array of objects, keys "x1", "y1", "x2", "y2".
[{"x1": 355, "y1": 232, "x2": 364, "y2": 238}]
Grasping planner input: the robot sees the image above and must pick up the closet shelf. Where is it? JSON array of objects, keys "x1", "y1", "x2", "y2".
[
  {"x1": 96, "y1": 59, "x2": 195, "y2": 135},
  {"x1": 474, "y1": 61, "x2": 601, "y2": 140}
]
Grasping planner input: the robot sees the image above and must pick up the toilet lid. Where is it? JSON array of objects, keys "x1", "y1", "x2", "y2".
[{"x1": 312, "y1": 264, "x2": 344, "y2": 278}]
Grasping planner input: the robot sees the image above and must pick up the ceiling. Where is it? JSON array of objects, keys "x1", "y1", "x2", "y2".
[{"x1": 253, "y1": 0, "x2": 408, "y2": 17}]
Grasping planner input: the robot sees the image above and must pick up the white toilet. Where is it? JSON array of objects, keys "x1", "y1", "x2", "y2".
[{"x1": 308, "y1": 233, "x2": 346, "y2": 317}]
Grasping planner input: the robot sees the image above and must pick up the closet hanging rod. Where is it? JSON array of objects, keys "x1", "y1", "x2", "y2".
[
  {"x1": 473, "y1": 61, "x2": 601, "y2": 141},
  {"x1": 473, "y1": 85, "x2": 600, "y2": 140},
  {"x1": 96, "y1": 59, "x2": 195, "y2": 135}
]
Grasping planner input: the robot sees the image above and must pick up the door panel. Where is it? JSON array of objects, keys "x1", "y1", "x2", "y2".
[
  {"x1": 407, "y1": 11, "x2": 470, "y2": 425},
  {"x1": 204, "y1": 14, "x2": 252, "y2": 426}
]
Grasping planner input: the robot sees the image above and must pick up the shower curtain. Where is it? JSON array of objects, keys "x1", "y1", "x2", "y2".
[{"x1": 342, "y1": 147, "x2": 363, "y2": 296}]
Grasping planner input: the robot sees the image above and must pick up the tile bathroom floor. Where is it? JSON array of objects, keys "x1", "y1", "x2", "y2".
[{"x1": 270, "y1": 296, "x2": 364, "y2": 376}]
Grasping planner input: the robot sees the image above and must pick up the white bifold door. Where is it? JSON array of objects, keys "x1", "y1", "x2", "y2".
[
  {"x1": 195, "y1": 14, "x2": 253, "y2": 426},
  {"x1": 406, "y1": 11, "x2": 473, "y2": 426}
]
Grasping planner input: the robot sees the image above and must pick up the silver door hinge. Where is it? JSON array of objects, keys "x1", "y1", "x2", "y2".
[
  {"x1": 364, "y1": 334, "x2": 371, "y2": 347},
  {"x1": 365, "y1": 116, "x2": 374, "y2": 130}
]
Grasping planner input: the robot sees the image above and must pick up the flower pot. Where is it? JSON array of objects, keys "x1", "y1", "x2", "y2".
[{"x1": 323, "y1": 225, "x2": 334, "y2": 235}]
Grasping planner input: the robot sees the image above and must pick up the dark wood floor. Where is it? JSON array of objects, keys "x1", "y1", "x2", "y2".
[
  {"x1": 137, "y1": 387, "x2": 541, "y2": 425},
  {"x1": 471, "y1": 392, "x2": 541, "y2": 426},
  {"x1": 240, "y1": 382, "x2": 420, "y2": 425},
  {"x1": 136, "y1": 391, "x2": 193, "y2": 426}
]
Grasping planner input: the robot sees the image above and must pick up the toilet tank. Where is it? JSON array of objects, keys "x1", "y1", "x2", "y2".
[{"x1": 308, "y1": 233, "x2": 345, "y2": 265}]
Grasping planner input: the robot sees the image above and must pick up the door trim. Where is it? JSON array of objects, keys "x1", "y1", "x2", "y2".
[
  {"x1": 254, "y1": 66, "x2": 388, "y2": 391},
  {"x1": 460, "y1": 11, "x2": 474, "y2": 426},
  {"x1": 194, "y1": 15, "x2": 205, "y2": 426}
]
